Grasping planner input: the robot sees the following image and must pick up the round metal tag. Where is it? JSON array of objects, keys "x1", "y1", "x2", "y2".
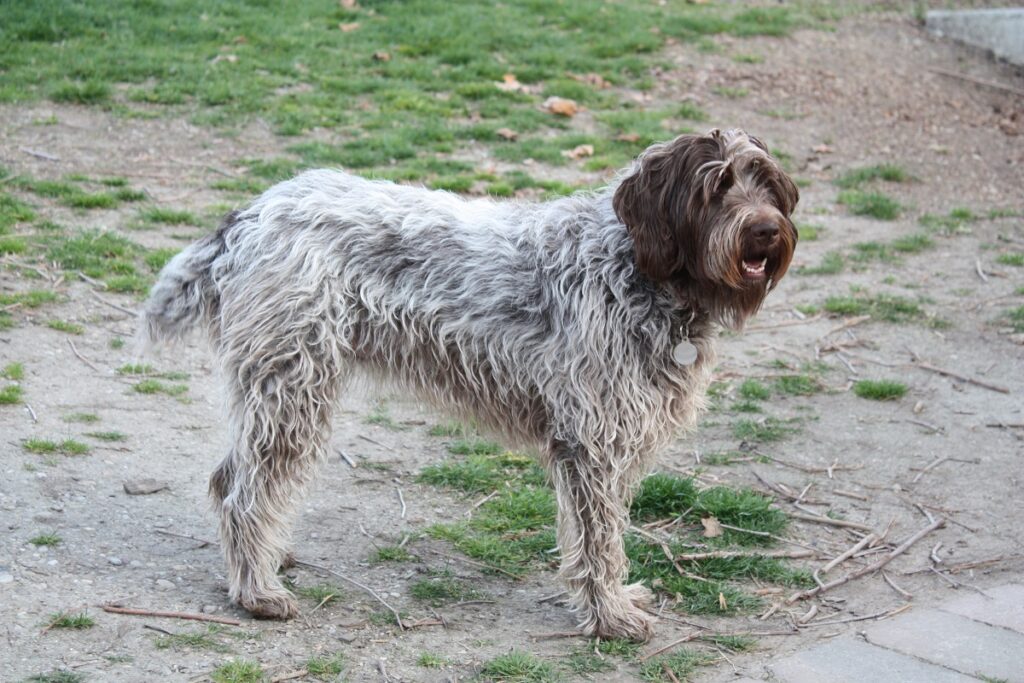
[{"x1": 672, "y1": 341, "x2": 698, "y2": 366}]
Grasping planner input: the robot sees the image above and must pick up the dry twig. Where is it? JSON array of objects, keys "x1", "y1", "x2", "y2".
[
  {"x1": 101, "y1": 605, "x2": 241, "y2": 626},
  {"x1": 915, "y1": 362, "x2": 1010, "y2": 394}
]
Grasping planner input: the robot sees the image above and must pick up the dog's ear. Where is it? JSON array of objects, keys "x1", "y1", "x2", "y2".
[
  {"x1": 613, "y1": 135, "x2": 721, "y2": 282},
  {"x1": 772, "y1": 164, "x2": 800, "y2": 216}
]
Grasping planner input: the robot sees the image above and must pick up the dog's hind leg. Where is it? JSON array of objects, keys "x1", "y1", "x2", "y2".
[
  {"x1": 549, "y1": 441, "x2": 654, "y2": 641},
  {"x1": 209, "y1": 322, "x2": 344, "y2": 619}
]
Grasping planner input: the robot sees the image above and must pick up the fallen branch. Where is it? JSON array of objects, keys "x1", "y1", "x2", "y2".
[
  {"x1": 787, "y1": 518, "x2": 945, "y2": 603},
  {"x1": 801, "y1": 604, "x2": 910, "y2": 628},
  {"x1": 294, "y1": 559, "x2": 405, "y2": 630},
  {"x1": 100, "y1": 605, "x2": 241, "y2": 626},
  {"x1": 67, "y1": 339, "x2": 100, "y2": 372},
  {"x1": 677, "y1": 549, "x2": 814, "y2": 562},
  {"x1": 789, "y1": 511, "x2": 874, "y2": 532},
  {"x1": 915, "y1": 362, "x2": 1010, "y2": 394},
  {"x1": 821, "y1": 533, "x2": 877, "y2": 574}
]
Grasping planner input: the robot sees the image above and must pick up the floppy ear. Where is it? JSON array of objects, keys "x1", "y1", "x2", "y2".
[
  {"x1": 613, "y1": 135, "x2": 720, "y2": 282},
  {"x1": 773, "y1": 165, "x2": 800, "y2": 216}
]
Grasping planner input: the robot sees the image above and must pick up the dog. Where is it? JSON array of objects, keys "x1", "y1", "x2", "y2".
[{"x1": 141, "y1": 128, "x2": 798, "y2": 641}]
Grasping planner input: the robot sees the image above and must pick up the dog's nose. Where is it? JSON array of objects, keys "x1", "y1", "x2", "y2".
[{"x1": 750, "y1": 222, "x2": 779, "y2": 244}]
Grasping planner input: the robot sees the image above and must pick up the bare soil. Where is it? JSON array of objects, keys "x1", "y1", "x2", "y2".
[{"x1": 1, "y1": 9, "x2": 1022, "y2": 683}]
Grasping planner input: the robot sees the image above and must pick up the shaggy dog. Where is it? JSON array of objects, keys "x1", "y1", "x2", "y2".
[{"x1": 141, "y1": 128, "x2": 798, "y2": 641}]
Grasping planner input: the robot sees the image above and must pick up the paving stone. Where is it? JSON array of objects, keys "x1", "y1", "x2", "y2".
[
  {"x1": 770, "y1": 637, "x2": 976, "y2": 683},
  {"x1": 940, "y1": 583, "x2": 1024, "y2": 633},
  {"x1": 865, "y1": 608, "x2": 1024, "y2": 683}
]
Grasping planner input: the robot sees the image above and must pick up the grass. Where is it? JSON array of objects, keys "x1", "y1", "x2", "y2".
[
  {"x1": 0, "y1": 289, "x2": 59, "y2": 308},
  {"x1": 46, "y1": 612, "x2": 95, "y2": 629},
  {"x1": 853, "y1": 379, "x2": 908, "y2": 401},
  {"x1": 133, "y1": 379, "x2": 188, "y2": 397},
  {"x1": 24, "y1": 672, "x2": 85, "y2": 683},
  {"x1": 2, "y1": 362, "x2": 25, "y2": 380},
  {"x1": 370, "y1": 545, "x2": 415, "y2": 563},
  {"x1": 417, "y1": 652, "x2": 448, "y2": 668},
  {"x1": 837, "y1": 190, "x2": 900, "y2": 220},
  {"x1": 63, "y1": 412, "x2": 99, "y2": 423},
  {"x1": 364, "y1": 402, "x2": 406, "y2": 431},
  {"x1": 479, "y1": 651, "x2": 558, "y2": 682},
  {"x1": 834, "y1": 164, "x2": 909, "y2": 189},
  {"x1": 996, "y1": 252, "x2": 1024, "y2": 267},
  {"x1": 1005, "y1": 306, "x2": 1024, "y2": 333},
  {"x1": 798, "y1": 251, "x2": 844, "y2": 275},
  {"x1": 822, "y1": 292, "x2": 943, "y2": 326},
  {"x1": 84, "y1": 431, "x2": 128, "y2": 442},
  {"x1": 418, "y1": 450, "x2": 544, "y2": 494},
  {"x1": 409, "y1": 571, "x2": 484, "y2": 606},
  {"x1": 305, "y1": 654, "x2": 345, "y2": 679},
  {"x1": 140, "y1": 207, "x2": 199, "y2": 226},
  {"x1": 738, "y1": 379, "x2": 769, "y2": 401},
  {"x1": 775, "y1": 374, "x2": 821, "y2": 396},
  {"x1": 0, "y1": 384, "x2": 23, "y2": 405},
  {"x1": 294, "y1": 583, "x2": 345, "y2": 605},
  {"x1": 732, "y1": 417, "x2": 797, "y2": 442},
  {"x1": 23, "y1": 439, "x2": 90, "y2": 456},
  {"x1": 154, "y1": 625, "x2": 234, "y2": 653},
  {"x1": 211, "y1": 660, "x2": 264, "y2": 683},
  {"x1": 638, "y1": 650, "x2": 715, "y2": 682},
  {"x1": 47, "y1": 320, "x2": 84, "y2": 335},
  {"x1": 30, "y1": 532, "x2": 62, "y2": 546}
]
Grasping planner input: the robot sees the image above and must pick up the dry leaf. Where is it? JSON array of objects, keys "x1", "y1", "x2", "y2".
[
  {"x1": 812, "y1": 143, "x2": 832, "y2": 154},
  {"x1": 340, "y1": 0, "x2": 358, "y2": 8},
  {"x1": 718, "y1": 592, "x2": 728, "y2": 610},
  {"x1": 561, "y1": 144, "x2": 594, "y2": 160},
  {"x1": 372, "y1": 50, "x2": 391, "y2": 62},
  {"x1": 496, "y1": 73, "x2": 523, "y2": 92},
  {"x1": 701, "y1": 516, "x2": 723, "y2": 538},
  {"x1": 543, "y1": 96, "x2": 579, "y2": 117},
  {"x1": 496, "y1": 127, "x2": 519, "y2": 141},
  {"x1": 570, "y1": 72, "x2": 611, "y2": 89},
  {"x1": 339, "y1": 22, "x2": 361, "y2": 32},
  {"x1": 210, "y1": 54, "x2": 238, "y2": 65},
  {"x1": 615, "y1": 133, "x2": 641, "y2": 143}
]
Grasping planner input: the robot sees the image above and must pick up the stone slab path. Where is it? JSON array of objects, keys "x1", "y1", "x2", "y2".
[{"x1": 742, "y1": 584, "x2": 1024, "y2": 682}]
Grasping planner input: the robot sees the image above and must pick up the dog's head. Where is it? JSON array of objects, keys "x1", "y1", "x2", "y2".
[{"x1": 613, "y1": 128, "x2": 798, "y2": 328}]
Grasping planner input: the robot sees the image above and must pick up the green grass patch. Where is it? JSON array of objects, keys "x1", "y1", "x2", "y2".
[
  {"x1": 410, "y1": 571, "x2": 484, "y2": 606},
  {"x1": 23, "y1": 438, "x2": 90, "y2": 456},
  {"x1": 364, "y1": 402, "x2": 406, "y2": 431},
  {"x1": 891, "y1": 233, "x2": 933, "y2": 253},
  {"x1": 46, "y1": 230, "x2": 141, "y2": 281},
  {"x1": 837, "y1": 190, "x2": 900, "y2": 220},
  {"x1": 211, "y1": 660, "x2": 264, "y2": 683},
  {"x1": 417, "y1": 652, "x2": 448, "y2": 668},
  {"x1": 0, "y1": 289, "x2": 59, "y2": 308},
  {"x1": 294, "y1": 583, "x2": 344, "y2": 605},
  {"x1": 479, "y1": 651, "x2": 558, "y2": 682},
  {"x1": 733, "y1": 417, "x2": 797, "y2": 442},
  {"x1": 133, "y1": 379, "x2": 188, "y2": 396},
  {"x1": 46, "y1": 612, "x2": 95, "y2": 630},
  {"x1": 84, "y1": 431, "x2": 127, "y2": 442},
  {"x1": 63, "y1": 412, "x2": 99, "y2": 423},
  {"x1": 834, "y1": 164, "x2": 909, "y2": 189},
  {"x1": 154, "y1": 625, "x2": 234, "y2": 653},
  {"x1": 639, "y1": 650, "x2": 715, "y2": 682},
  {"x1": 306, "y1": 654, "x2": 345, "y2": 680},
  {"x1": 0, "y1": 235, "x2": 29, "y2": 254},
  {"x1": 0, "y1": 384, "x2": 24, "y2": 405},
  {"x1": 798, "y1": 251, "x2": 844, "y2": 275},
  {"x1": 919, "y1": 208, "x2": 977, "y2": 235},
  {"x1": 0, "y1": 193, "x2": 37, "y2": 231},
  {"x1": 822, "y1": 292, "x2": 941, "y2": 326},
  {"x1": 447, "y1": 437, "x2": 504, "y2": 457},
  {"x1": 370, "y1": 545, "x2": 415, "y2": 563},
  {"x1": 140, "y1": 207, "x2": 199, "y2": 226},
  {"x1": 1005, "y1": 306, "x2": 1024, "y2": 333},
  {"x1": 418, "y1": 450, "x2": 543, "y2": 493},
  {"x1": 775, "y1": 374, "x2": 821, "y2": 396},
  {"x1": 30, "y1": 532, "x2": 62, "y2": 546},
  {"x1": 738, "y1": 379, "x2": 769, "y2": 401},
  {"x1": 853, "y1": 379, "x2": 907, "y2": 401},
  {"x1": 24, "y1": 672, "x2": 85, "y2": 683},
  {"x1": 2, "y1": 362, "x2": 25, "y2": 380},
  {"x1": 47, "y1": 319, "x2": 84, "y2": 335},
  {"x1": 997, "y1": 252, "x2": 1024, "y2": 267}
]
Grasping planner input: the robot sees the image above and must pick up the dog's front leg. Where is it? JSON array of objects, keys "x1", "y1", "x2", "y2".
[{"x1": 548, "y1": 441, "x2": 654, "y2": 641}]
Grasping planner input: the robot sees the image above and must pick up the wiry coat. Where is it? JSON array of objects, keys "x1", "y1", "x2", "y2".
[{"x1": 142, "y1": 129, "x2": 797, "y2": 640}]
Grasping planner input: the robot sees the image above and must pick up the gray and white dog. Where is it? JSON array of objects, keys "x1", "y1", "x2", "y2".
[{"x1": 142, "y1": 128, "x2": 798, "y2": 641}]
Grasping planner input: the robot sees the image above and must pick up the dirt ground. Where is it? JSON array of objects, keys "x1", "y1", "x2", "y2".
[{"x1": 2, "y1": 8, "x2": 1023, "y2": 683}]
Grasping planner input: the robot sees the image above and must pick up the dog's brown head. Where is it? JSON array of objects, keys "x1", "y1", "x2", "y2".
[{"x1": 613, "y1": 128, "x2": 799, "y2": 328}]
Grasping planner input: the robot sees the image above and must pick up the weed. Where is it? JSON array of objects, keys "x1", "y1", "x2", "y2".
[
  {"x1": 141, "y1": 208, "x2": 199, "y2": 226},
  {"x1": 853, "y1": 379, "x2": 907, "y2": 400},
  {"x1": 707, "y1": 634, "x2": 756, "y2": 651},
  {"x1": 738, "y1": 379, "x2": 770, "y2": 401},
  {"x1": 733, "y1": 417, "x2": 796, "y2": 442},
  {"x1": 24, "y1": 672, "x2": 84, "y2": 683},
  {"x1": 84, "y1": 431, "x2": 127, "y2": 442},
  {"x1": 364, "y1": 402, "x2": 406, "y2": 431},
  {"x1": 1005, "y1": 306, "x2": 1024, "y2": 333},
  {"x1": 417, "y1": 652, "x2": 447, "y2": 668},
  {"x1": 46, "y1": 612, "x2": 95, "y2": 629},
  {"x1": 834, "y1": 164, "x2": 909, "y2": 189},
  {"x1": 797, "y1": 223, "x2": 821, "y2": 240},
  {"x1": 118, "y1": 363, "x2": 155, "y2": 375},
  {"x1": 891, "y1": 233, "x2": 933, "y2": 253},
  {"x1": 448, "y1": 438, "x2": 504, "y2": 456},
  {"x1": 0, "y1": 193, "x2": 36, "y2": 230},
  {"x1": 133, "y1": 379, "x2": 188, "y2": 396},
  {"x1": 479, "y1": 651, "x2": 558, "y2": 682},
  {"x1": 47, "y1": 320, "x2": 84, "y2": 335},
  {"x1": 50, "y1": 80, "x2": 110, "y2": 104},
  {"x1": 713, "y1": 85, "x2": 748, "y2": 98},
  {"x1": 997, "y1": 252, "x2": 1024, "y2": 267},
  {"x1": 294, "y1": 583, "x2": 344, "y2": 605},
  {"x1": 63, "y1": 412, "x2": 99, "y2": 423},
  {"x1": 155, "y1": 625, "x2": 233, "y2": 653},
  {"x1": 46, "y1": 230, "x2": 140, "y2": 281},
  {"x1": 211, "y1": 660, "x2": 264, "y2": 683},
  {"x1": 144, "y1": 248, "x2": 179, "y2": 272},
  {"x1": 733, "y1": 53, "x2": 764, "y2": 63},
  {"x1": 565, "y1": 647, "x2": 615, "y2": 674},
  {"x1": 732, "y1": 400, "x2": 763, "y2": 413},
  {"x1": 23, "y1": 439, "x2": 90, "y2": 456},
  {"x1": 30, "y1": 532, "x2": 62, "y2": 546},
  {"x1": 798, "y1": 251, "x2": 844, "y2": 275},
  {"x1": 639, "y1": 650, "x2": 714, "y2": 681},
  {"x1": 0, "y1": 384, "x2": 23, "y2": 405},
  {"x1": 370, "y1": 545, "x2": 415, "y2": 563},
  {"x1": 0, "y1": 235, "x2": 28, "y2": 254},
  {"x1": 837, "y1": 190, "x2": 900, "y2": 220},
  {"x1": 775, "y1": 375, "x2": 820, "y2": 396},
  {"x1": 110, "y1": 337, "x2": 125, "y2": 349},
  {"x1": 306, "y1": 654, "x2": 345, "y2": 679},
  {"x1": 0, "y1": 290, "x2": 59, "y2": 308},
  {"x1": 410, "y1": 571, "x2": 484, "y2": 606},
  {"x1": 2, "y1": 362, "x2": 25, "y2": 380},
  {"x1": 919, "y1": 208, "x2": 976, "y2": 235},
  {"x1": 418, "y1": 451, "x2": 543, "y2": 493}
]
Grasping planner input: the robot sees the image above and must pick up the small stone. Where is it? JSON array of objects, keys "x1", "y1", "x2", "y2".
[
  {"x1": 0, "y1": 570, "x2": 14, "y2": 584},
  {"x1": 155, "y1": 579, "x2": 175, "y2": 591},
  {"x1": 129, "y1": 560, "x2": 143, "y2": 568},
  {"x1": 108, "y1": 557, "x2": 123, "y2": 566},
  {"x1": 123, "y1": 478, "x2": 169, "y2": 495},
  {"x1": 201, "y1": 604, "x2": 219, "y2": 614}
]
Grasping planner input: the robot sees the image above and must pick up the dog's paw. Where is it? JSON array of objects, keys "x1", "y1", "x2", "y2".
[
  {"x1": 588, "y1": 605, "x2": 655, "y2": 642},
  {"x1": 623, "y1": 581, "x2": 654, "y2": 610},
  {"x1": 240, "y1": 591, "x2": 300, "y2": 620}
]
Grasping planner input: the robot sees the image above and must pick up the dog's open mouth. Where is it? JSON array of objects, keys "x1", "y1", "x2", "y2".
[{"x1": 741, "y1": 256, "x2": 768, "y2": 281}]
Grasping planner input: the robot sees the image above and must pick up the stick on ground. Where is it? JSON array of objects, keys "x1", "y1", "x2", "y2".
[{"x1": 100, "y1": 605, "x2": 241, "y2": 626}]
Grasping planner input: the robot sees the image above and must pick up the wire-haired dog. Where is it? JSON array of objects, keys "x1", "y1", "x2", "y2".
[{"x1": 141, "y1": 128, "x2": 798, "y2": 641}]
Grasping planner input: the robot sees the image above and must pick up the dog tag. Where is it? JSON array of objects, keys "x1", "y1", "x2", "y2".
[{"x1": 672, "y1": 341, "x2": 698, "y2": 366}]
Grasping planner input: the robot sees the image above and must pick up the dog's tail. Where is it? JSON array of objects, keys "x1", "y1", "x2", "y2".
[{"x1": 139, "y1": 211, "x2": 239, "y2": 349}]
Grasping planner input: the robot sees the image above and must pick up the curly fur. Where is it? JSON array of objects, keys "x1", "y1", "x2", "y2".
[{"x1": 141, "y1": 128, "x2": 798, "y2": 640}]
